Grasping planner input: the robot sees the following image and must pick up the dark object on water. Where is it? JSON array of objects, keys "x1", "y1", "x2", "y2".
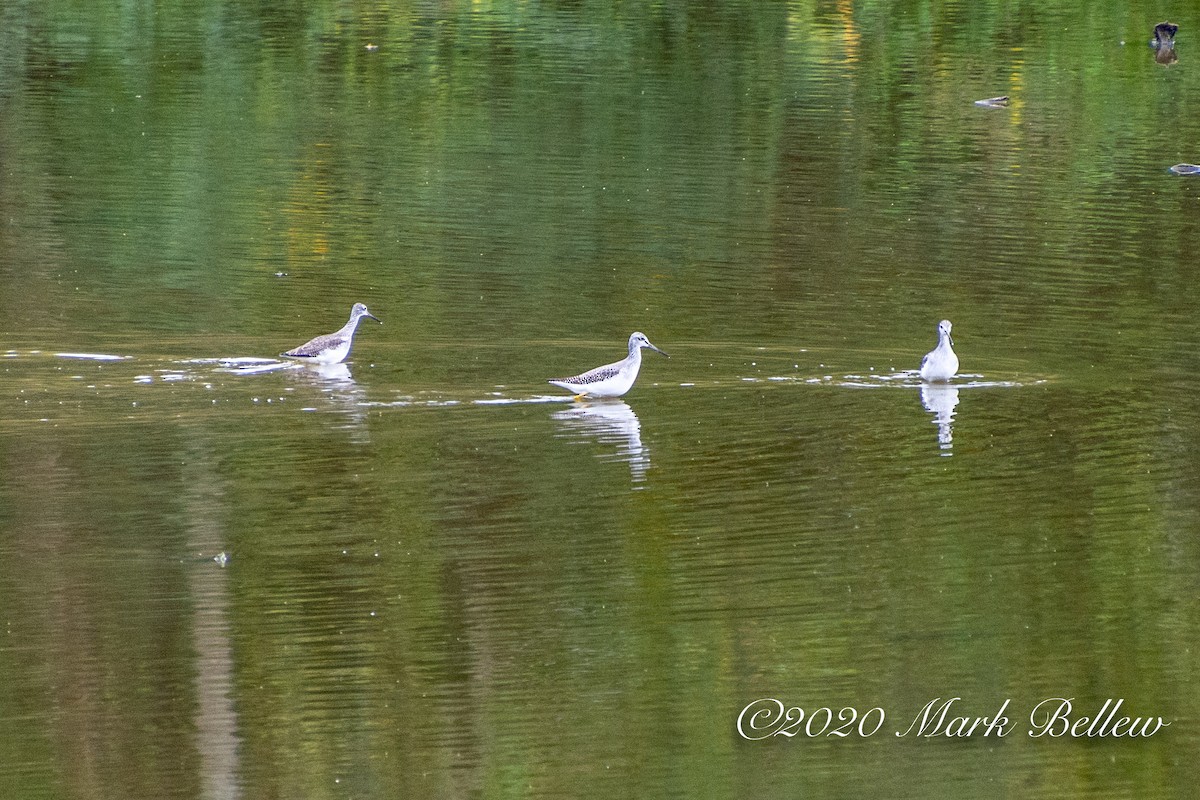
[
  {"x1": 1153, "y1": 21, "x2": 1178, "y2": 65},
  {"x1": 1154, "y1": 22, "x2": 1178, "y2": 45},
  {"x1": 1169, "y1": 164, "x2": 1200, "y2": 176},
  {"x1": 973, "y1": 96, "x2": 1009, "y2": 109}
]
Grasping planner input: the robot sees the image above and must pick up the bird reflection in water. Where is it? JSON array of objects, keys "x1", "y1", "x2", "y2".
[
  {"x1": 551, "y1": 400, "x2": 649, "y2": 484},
  {"x1": 292, "y1": 361, "x2": 369, "y2": 434},
  {"x1": 299, "y1": 361, "x2": 354, "y2": 385},
  {"x1": 920, "y1": 384, "x2": 959, "y2": 453}
]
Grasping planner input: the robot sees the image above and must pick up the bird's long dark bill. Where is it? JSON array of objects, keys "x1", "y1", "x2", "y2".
[
  {"x1": 367, "y1": 314, "x2": 382, "y2": 324},
  {"x1": 650, "y1": 344, "x2": 669, "y2": 358}
]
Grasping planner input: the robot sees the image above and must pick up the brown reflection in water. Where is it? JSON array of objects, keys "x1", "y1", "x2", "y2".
[{"x1": 184, "y1": 440, "x2": 241, "y2": 800}]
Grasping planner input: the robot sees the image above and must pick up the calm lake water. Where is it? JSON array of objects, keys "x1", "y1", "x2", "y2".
[{"x1": 3, "y1": 2, "x2": 1200, "y2": 798}]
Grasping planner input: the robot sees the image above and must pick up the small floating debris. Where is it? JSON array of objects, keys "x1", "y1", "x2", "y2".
[
  {"x1": 214, "y1": 552, "x2": 229, "y2": 566},
  {"x1": 974, "y1": 96, "x2": 1009, "y2": 109},
  {"x1": 1169, "y1": 164, "x2": 1200, "y2": 175},
  {"x1": 55, "y1": 352, "x2": 129, "y2": 361}
]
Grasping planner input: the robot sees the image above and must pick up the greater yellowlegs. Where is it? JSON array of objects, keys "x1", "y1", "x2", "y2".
[
  {"x1": 282, "y1": 303, "x2": 381, "y2": 364},
  {"x1": 549, "y1": 332, "x2": 668, "y2": 399},
  {"x1": 919, "y1": 319, "x2": 958, "y2": 381}
]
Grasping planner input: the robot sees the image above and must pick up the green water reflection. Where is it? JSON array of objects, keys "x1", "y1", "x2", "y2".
[{"x1": 3, "y1": 1, "x2": 1200, "y2": 798}]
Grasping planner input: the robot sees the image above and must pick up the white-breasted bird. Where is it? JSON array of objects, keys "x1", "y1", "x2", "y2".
[
  {"x1": 919, "y1": 319, "x2": 958, "y2": 381},
  {"x1": 549, "y1": 332, "x2": 669, "y2": 399},
  {"x1": 281, "y1": 303, "x2": 381, "y2": 364}
]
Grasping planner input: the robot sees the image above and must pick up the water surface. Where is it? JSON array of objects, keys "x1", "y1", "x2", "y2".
[{"x1": 3, "y1": 2, "x2": 1200, "y2": 798}]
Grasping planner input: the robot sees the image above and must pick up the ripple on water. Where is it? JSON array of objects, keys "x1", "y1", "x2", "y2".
[
  {"x1": 356, "y1": 393, "x2": 571, "y2": 409},
  {"x1": 54, "y1": 352, "x2": 130, "y2": 361},
  {"x1": 757, "y1": 371, "x2": 1040, "y2": 389},
  {"x1": 178, "y1": 357, "x2": 295, "y2": 376}
]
